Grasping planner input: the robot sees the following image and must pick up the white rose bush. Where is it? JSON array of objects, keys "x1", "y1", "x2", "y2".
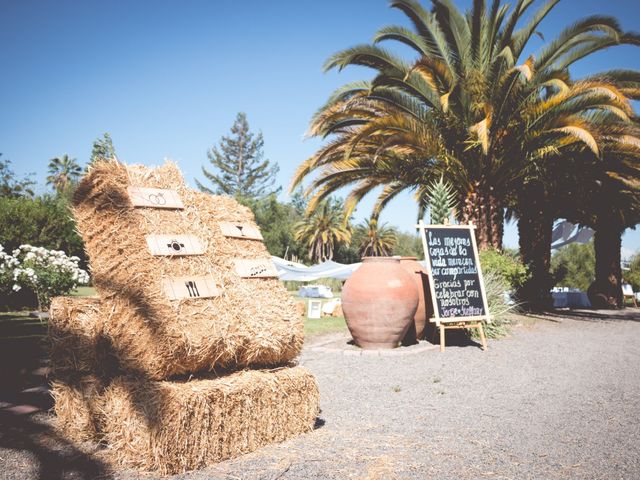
[{"x1": 0, "y1": 243, "x2": 90, "y2": 311}]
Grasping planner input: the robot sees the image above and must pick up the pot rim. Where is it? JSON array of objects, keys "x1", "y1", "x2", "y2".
[{"x1": 361, "y1": 256, "x2": 400, "y2": 263}]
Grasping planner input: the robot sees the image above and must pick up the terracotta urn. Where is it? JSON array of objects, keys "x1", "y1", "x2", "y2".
[
  {"x1": 398, "y1": 257, "x2": 430, "y2": 344},
  {"x1": 342, "y1": 257, "x2": 419, "y2": 349}
]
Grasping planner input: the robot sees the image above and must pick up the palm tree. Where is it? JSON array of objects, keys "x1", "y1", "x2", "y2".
[
  {"x1": 552, "y1": 120, "x2": 640, "y2": 308},
  {"x1": 292, "y1": 0, "x2": 640, "y2": 309},
  {"x1": 293, "y1": 198, "x2": 352, "y2": 263},
  {"x1": 589, "y1": 192, "x2": 640, "y2": 309},
  {"x1": 355, "y1": 218, "x2": 397, "y2": 257},
  {"x1": 47, "y1": 155, "x2": 82, "y2": 193},
  {"x1": 292, "y1": 0, "x2": 640, "y2": 248}
]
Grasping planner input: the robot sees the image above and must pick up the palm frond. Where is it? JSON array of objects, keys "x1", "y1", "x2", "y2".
[{"x1": 323, "y1": 44, "x2": 409, "y2": 73}]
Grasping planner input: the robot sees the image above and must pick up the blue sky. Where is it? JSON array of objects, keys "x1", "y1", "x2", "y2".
[{"x1": 1, "y1": 0, "x2": 639, "y2": 255}]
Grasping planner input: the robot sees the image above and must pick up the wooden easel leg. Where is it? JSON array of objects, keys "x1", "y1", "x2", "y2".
[
  {"x1": 439, "y1": 324, "x2": 445, "y2": 352},
  {"x1": 478, "y1": 322, "x2": 487, "y2": 351}
]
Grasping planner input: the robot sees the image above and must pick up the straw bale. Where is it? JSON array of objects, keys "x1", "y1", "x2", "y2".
[
  {"x1": 72, "y1": 160, "x2": 303, "y2": 379},
  {"x1": 99, "y1": 366, "x2": 320, "y2": 474},
  {"x1": 49, "y1": 296, "x2": 120, "y2": 378},
  {"x1": 50, "y1": 376, "x2": 106, "y2": 444}
]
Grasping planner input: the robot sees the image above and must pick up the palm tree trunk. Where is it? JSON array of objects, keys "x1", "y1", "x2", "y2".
[
  {"x1": 489, "y1": 193, "x2": 503, "y2": 250},
  {"x1": 517, "y1": 182, "x2": 553, "y2": 310},
  {"x1": 461, "y1": 180, "x2": 503, "y2": 250},
  {"x1": 588, "y1": 223, "x2": 623, "y2": 309}
]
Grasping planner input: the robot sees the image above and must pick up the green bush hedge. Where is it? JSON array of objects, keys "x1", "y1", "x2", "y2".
[
  {"x1": 480, "y1": 248, "x2": 529, "y2": 292},
  {"x1": 0, "y1": 195, "x2": 86, "y2": 267},
  {"x1": 477, "y1": 249, "x2": 529, "y2": 338}
]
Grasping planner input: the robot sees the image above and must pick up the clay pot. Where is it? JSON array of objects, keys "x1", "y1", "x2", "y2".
[
  {"x1": 399, "y1": 257, "x2": 430, "y2": 344},
  {"x1": 342, "y1": 257, "x2": 419, "y2": 349}
]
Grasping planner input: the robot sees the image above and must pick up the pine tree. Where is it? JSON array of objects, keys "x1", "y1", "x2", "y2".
[
  {"x1": 89, "y1": 132, "x2": 116, "y2": 165},
  {"x1": 427, "y1": 177, "x2": 457, "y2": 225},
  {"x1": 196, "y1": 113, "x2": 279, "y2": 200}
]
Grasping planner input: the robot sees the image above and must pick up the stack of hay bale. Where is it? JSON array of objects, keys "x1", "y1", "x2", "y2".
[{"x1": 49, "y1": 160, "x2": 319, "y2": 475}]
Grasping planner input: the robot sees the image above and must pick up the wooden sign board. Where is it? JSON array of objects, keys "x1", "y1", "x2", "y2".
[
  {"x1": 162, "y1": 275, "x2": 220, "y2": 300},
  {"x1": 146, "y1": 234, "x2": 205, "y2": 256},
  {"x1": 218, "y1": 222, "x2": 263, "y2": 241},
  {"x1": 128, "y1": 187, "x2": 184, "y2": 209},
  {"x1": 234, "y1": 259, "x2": 278, "y2": 278},
  {"x1": 416, "y1": 222, "x2": 490, "y2": 325}
]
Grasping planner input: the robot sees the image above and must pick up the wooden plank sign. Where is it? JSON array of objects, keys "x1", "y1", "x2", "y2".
[
  {"x1": 162, "y1": 275, "x2": 220, "y2": 300},
  {"x1": 417, "y1": 222, "x2": 490, "y2": 325},
  {"x1": 127, "y1": 187, "x2": 184, "y2": 209},
  {"x1": 234, "y1": 259, "x2": 278, "y2": 278},
  {"x1": 218, "y1": 222, "x2": 263, "y2": 240},
  {"x1": 146, "y1": 235, "x2": 205, "y2": 256}
]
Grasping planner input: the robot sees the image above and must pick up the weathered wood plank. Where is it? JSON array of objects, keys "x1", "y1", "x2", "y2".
[
  {"x1": 162, "y1": 275, "x2": 220, "y2": 300},
  {"x1": 146, "y1": 235, "x2": 205, "y2": 256},
  {"x1": 128, "y1": 187, "x2": 184, "y2": 209},
  {"x1": 219, "y1": 222, "x2": 263, "y2": 240},
  {"x1": 234, "y1": 259, "x2": 278, "y2": 278}
]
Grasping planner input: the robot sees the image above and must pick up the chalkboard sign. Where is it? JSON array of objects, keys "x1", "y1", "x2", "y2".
[{"x1": 417, "y1": 222, "x2": 490, "y2": 324}]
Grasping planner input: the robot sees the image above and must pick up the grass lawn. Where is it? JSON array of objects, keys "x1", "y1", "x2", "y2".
[
  {"x1": 0, "y1": 311, "x2": 47, "y2": 339},
  {"x1": 71, "y1": 286, "x2": 97, "y2": 296},
  {"x1": 304, "y1": 316, "x2": 348, "y2": 336},
  {"x1": 0, "y1": 312, "x2": 48, "y2": 383},
  {"x1": 292, "y1": 292, "x2": 348, "y2": 337}
]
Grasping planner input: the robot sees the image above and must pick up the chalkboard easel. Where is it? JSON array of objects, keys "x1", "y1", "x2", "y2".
[{"x1": 416, "y1": 220, "x2": 490, "y2": 352}]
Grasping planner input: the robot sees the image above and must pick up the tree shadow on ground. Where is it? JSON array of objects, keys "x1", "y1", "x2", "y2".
[
  {"x1": 0, "y1": 314, "x2": 48, "y2": 388},
  {"x1": 1, "y1": 318, "x2": 110, "y2": 479},
  {"x1": 0, "y1": 412, "x2": 110, "y2": 480},
  {"x1": 46, "y1": 271, "x2": 316, "y2": 475},
  {"x1": 439, "y1": 328, "x2": 485, "y2": 349},
  {"x1": 538, "y1": 308, "x2": 640, "y2": 323}
]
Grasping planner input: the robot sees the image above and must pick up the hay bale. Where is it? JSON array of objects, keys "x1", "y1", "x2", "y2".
[
  {"x1": 71, "y1": 160, "x2": 303, "y2": 379},
  {"x1": 50, "y1": 376, "x2": 106, "y2": 443},
  {"x1": 99, "y1": 366, "x2": 319, "y2": 474},
  {"x1": 49, "y1": 296, "x2": 118, "y2": 378}
]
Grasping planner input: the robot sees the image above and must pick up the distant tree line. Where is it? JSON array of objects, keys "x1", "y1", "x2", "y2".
[
  {"x1": 0, "y1": 132, "x2": 117, "y2": 272},
  {"x1": 196, "y1": 113, "x2": 423, "y2": 264}
]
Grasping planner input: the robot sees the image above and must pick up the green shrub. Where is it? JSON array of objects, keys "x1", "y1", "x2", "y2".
[
  {"x1": 481, "y1": 270, "x2": 515, "y2": 338},
  {"x1": 392, "y1": 231, "x2": 423, "y2": 258},
  {"x1": 0, "y1": 195, "x2": 86, "y2": 268},
  {"x1": 476, "y1": 249, "x2": 528, "y2": 338},
  {"x1": 1, "y1": 244, "x2": 90, "y2": 311},
  {"x1": 248, "y1": 194, "x2": 308, "y2": 261},
  {"x1": 480, "y1": 248, "x2": 529, "y2": 291},
  {"x1": 550, "y1": 241, "x2": 595, "y2": 291},
  {"x1": 626, "y1": 252, "x2": 640, "y2": 291}
]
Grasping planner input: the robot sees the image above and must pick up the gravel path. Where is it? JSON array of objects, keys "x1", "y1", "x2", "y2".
[{"x1": 2, "y1": 311, "x2": 640, "y2": 479}]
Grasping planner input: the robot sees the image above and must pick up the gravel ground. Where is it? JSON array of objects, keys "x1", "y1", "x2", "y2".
[{"x1": 2, "y1": 311, "x2": 640, "y2": 479}]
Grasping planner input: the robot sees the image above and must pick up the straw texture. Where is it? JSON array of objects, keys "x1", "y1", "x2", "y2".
[
  {"x1": 49, "y1": 296, "x2": 115, "y2": 377},
  {"x1": 49, "y1": 160, "x2": 319, "y2": 475},
  {"x1": 50, "y1": 376, "x2": 106, "y2": 444},
  {"x1": 71, "y1": 160, "x2": 303, "y2": 379},
  {"x1": 98, "y1": 366, "x2": 319, "y2": 474}
]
